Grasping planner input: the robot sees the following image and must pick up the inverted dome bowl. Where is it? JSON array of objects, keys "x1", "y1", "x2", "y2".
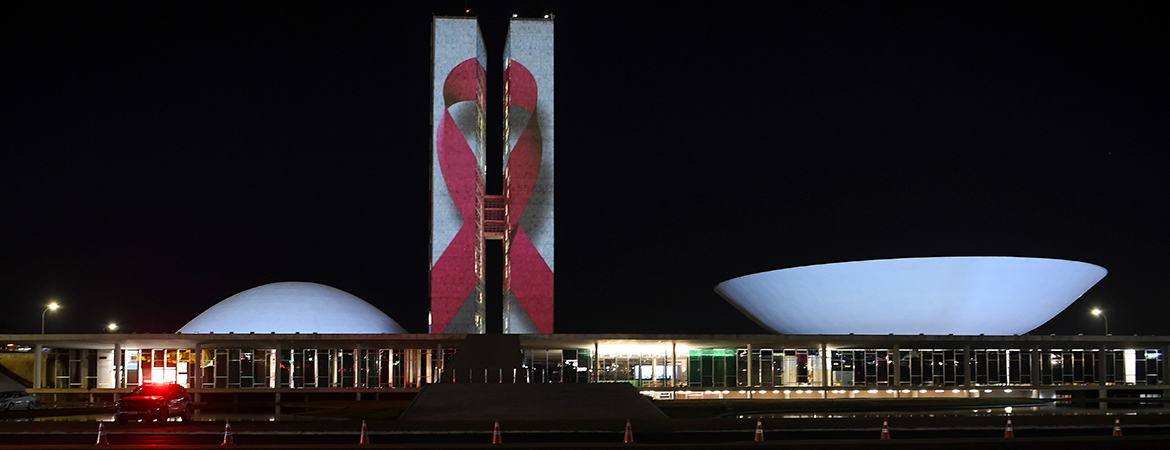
[{"x1": 715, "y1": 257, "x2": 1106, "y2": 335}]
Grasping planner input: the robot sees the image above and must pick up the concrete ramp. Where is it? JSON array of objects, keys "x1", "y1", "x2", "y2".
[
  {"x1": 399, "y1": 383, "x2": 668, "y2": 420},
  {"x1": 0, "y1": 373, "x2": 26, "y2": 392},
  {"x1": 0, "y1": 361, "x2": 32, "y2": 391}
]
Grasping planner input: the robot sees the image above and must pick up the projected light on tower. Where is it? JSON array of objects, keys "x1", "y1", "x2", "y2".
[{"x1": 430, "y1": 16, "x2": 554, "y2": 334}]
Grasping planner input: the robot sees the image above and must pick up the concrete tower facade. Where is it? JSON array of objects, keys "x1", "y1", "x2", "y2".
[{"x1": 431, "y1": 17, "x2": 554, "y2": 334}]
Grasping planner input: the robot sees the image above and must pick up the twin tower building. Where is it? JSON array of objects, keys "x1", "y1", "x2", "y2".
[{"x1": 430, "y1": 17, "x2": 554, "y2": 334}]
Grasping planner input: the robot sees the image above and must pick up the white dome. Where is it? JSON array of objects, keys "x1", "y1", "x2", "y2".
[
  {"x1": 715, "y1": 257, "x2": 1107, "y2": 335},
  {"x1": 177, "y1": 282, "x2": 407, "y2": 334}
]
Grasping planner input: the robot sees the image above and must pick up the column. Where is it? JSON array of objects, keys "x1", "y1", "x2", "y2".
[
  {"x1": 424, "y1": 348, "x2": 433, "y2": 385},
  {"x1": 80, "y1": 350, "x2": 90, "y2": 389},
  {"x1": 270, "y1": 346, "x2": 280, "y2": 388},
  {"x1": 313, "y1": 348, "x2": 322, "y2": 388},
  {"x1": 651, "y1": 354, "x2": 658, "y2": 387},
  {"x1": 193, "y1": 344, "x2": 201, "y2": 390},
  {"x1": 593, "y1": 341, "x2": 599, "y2": 384},
  {"x1": 288, "y1": 345, "x2": 297, "y2": 385},
  {"x1": 408, "y1": 349, "x2": 418, "y2": 387},
  {"x1": 745, "y1": 344, "x2": 752, "y2": 388},
  {"x1": 1031, "y1": 347, "x2": 1042, "y2": 386},
  {"x1": 287, "y1": 348, "x2": 296, "y2": 389},
  {"x1": 33, "y1": 344, "x2": 43, "y2": 389},
  {"x1": 192, "y1": 344, "x2": 201, "y2": 402},
  {"x1": 671, "y1": 342, "x2": 677, "y2": 388},
  {"x1": 113, "y1": 343, "x2": 122, "y2": 389},
  {"x1": 892, "y1": 345, "x2": 901, "y2": 387},
  {"x1": 1097, "y1": 345, "x2": 1107, "y2": 385},
  {"x1": 821, "y1": 343, "x2": 829, "y2": 388},
  {"x1": 963, "y1": 345, "x2": 972, "y2": 387},
  {"x1": 636, "y1": 353, "x2": 643, "y2": 387},
  {"x1": 1098, "y1": 344, "x2": 1109, "y2": 410},
  {"x1": 331, "y1": 349, "x2": 339, "y2": 387},
  {"x1": 354, "y1": 344, "x2": 362, "y2": 388}
]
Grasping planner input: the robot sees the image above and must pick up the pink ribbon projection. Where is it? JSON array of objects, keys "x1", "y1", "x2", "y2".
[
  {"x1": 503, "y1": 60, "x2": 554, "y2": 334},
  {"x1": 432, "y1": 58, "x2": 485, "y2": 333},
  {"x1": 432, "y1": 58, "x2": 553, "y2": 334}
]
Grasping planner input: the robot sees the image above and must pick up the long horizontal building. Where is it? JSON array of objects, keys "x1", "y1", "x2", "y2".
[
  {"x1": 3, "y1": 333, "x2": 1166, "y2": 404},
  {"x1": 5, "y1": 270, "x2": 1163, "y2": 405}
]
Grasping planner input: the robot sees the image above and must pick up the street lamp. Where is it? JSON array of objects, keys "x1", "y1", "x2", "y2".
[
  {"x1": 107, "y1": 323, "x2": 118, "y2": 332},
  {"x1": 41, "y1": 302, "x2": 60, "y2": 334},
  {"x1": 1091, "y1": 308, "x2": 1108, "y2": 335}
]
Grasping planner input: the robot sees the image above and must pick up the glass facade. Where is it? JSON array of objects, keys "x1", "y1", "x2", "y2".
[
  {"x1": 594, "y1": 349, "x2": 675, "y2": 387},
  {"x1": 28, "y1": 337, "x2": 1169, "y2": 393},
  {"x1": 523, "y1": 349, "x2": 592, "y2": 383},
  {"x1": 204, "y1": 349, "x2": 269, "y2": 388},
  {"x1": 580, "y1": 345, "x2": 1164, "y2": 389}
]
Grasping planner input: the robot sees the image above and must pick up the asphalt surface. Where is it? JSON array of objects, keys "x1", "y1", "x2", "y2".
[
  {"x1": 3, "y1": 399, "x2": 1169, "y2": 448},
  {"x1": 2, "y1": 415, "x2": 1169, "y2": 448}
]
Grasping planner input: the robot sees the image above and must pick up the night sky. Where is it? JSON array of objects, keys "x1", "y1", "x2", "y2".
[{"x1": 3, "y1": 1, "x2": 1167, "y2": 336}]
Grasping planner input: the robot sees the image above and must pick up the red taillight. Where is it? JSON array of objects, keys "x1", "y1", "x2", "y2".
[{"x1": 147, "y1": 396, "x2": 162, "y2": 400}]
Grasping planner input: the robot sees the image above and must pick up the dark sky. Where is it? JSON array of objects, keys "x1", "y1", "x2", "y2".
[{"x1": 3, "y1": 1, "x2": 1167, "y2": 336}]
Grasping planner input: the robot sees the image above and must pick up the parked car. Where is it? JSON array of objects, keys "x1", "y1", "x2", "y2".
[
  {"x1": 115, "y1": 383, "x2": 193, "y2": 424},
  {"x1": 0, "y1": 391, "x2": 37, "y2": 410}
]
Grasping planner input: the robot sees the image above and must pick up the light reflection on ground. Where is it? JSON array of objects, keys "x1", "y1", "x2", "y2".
[
  {"x1": 25, "y1": 410, "x2": 332, "y2": 422},
  {"x1": 9, "y1": 403, "x2": 1167, "y2": 422},
  {"x1": 739, "y1": 404, "x2": 1169, "y2": 419}
]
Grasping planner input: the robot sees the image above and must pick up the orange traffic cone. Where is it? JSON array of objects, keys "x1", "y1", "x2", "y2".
[
  {"x1": 359, "y1": 420, "x2": 370, "y2": 445},
  {"x1": 221, "y1": 420, "x2": 234, "y2": 445},
  {"x1": 622, "y1": 419, "x2": 634, "y2": 444},
  {"x1": 491, "y1": 420, "x2": 502, "y2": 444},
  {"x1": 95, "y1": 421, "x2": 109, "y2": 445},
  {"x1": 1112, "y1": 417, "x2": 1122, "y2": 437},
  {"x1": 880, "y1": 418, "x2": 890, "y2": 439},
  {"x1": 1004, "y1": 418, "x2": 1014, "y2": 438},
  {"x1": 754, "y1": 418, "x2": 764, "y2": 441}
]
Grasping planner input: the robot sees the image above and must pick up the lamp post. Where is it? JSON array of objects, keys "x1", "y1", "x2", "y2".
[
  {"x1": 1091, "y1": 308, "x2": 1108, "y2": 335},
  {"x1": 41, "y1": 302, "x2": 60, "y2": 334}
]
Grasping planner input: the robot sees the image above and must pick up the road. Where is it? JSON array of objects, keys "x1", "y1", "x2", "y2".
[{"x1": 1, "y1": 417, "x2": 1169, "y2": 448}]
